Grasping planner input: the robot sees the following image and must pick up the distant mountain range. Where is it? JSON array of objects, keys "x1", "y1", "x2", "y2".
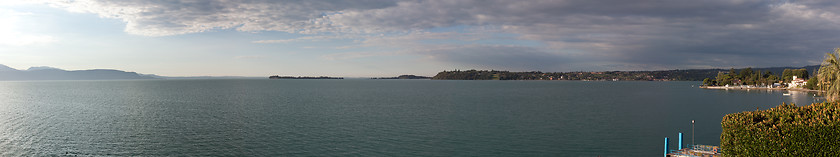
[{"x1": 0, "y1": 64, "x2": 155, "y2": 81}]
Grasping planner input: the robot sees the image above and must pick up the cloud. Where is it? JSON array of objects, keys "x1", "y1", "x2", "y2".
[
  {"x1": 419, "y1": 45, "x2": 570, "y2": 71},
  {"x1": 0, "y1": 9, "x2": 56, "y2": 46},
  {"x1": 252, "y1": 35, "x2": 348, "y2": 44},
  {"x1": 0, "y1": 33, "x2": 55, "y2": 46},
  {"x1": 320, "y1": 31, "x2": 571, "y2": 71},
  {"x1": 0, "y1": 0, "x2": 40, "y2": 6},
  {"x1": 44, "y1": 0, "x2": 399, "y2": 36},
  {"x1": 322, "y1": 51, "x2": 400, "y2": 60},
  {"x1": 322, "y1": 44, "x2": 570, "y2": 71},
  {"x1": 39, "y1": 0, "x2": 840, "y2": 70},
  {"x1": 233, "y1": 55, "x2": 264, "y2": 60}
]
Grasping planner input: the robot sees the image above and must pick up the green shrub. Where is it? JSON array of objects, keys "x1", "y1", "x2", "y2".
[{"x1": 720, "y1": 102, "x2": 840, "y2": 156}]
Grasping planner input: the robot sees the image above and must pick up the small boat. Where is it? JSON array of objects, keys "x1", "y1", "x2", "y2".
[{"x1": 782, "y1": 93, "x2": 791, "y2": 96}]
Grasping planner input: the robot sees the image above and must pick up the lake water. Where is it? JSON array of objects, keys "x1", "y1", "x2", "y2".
[{"x1": 0, "y1": 79, "x2": 818, "y2": 156}]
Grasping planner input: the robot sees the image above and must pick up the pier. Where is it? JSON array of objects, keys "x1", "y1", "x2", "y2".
[
  {"x1": 664, "y1": 120, "x2": 721, "y2": 157},
  {"x1": 666, "y1": 145, "x2": 721, "y2": 157}
]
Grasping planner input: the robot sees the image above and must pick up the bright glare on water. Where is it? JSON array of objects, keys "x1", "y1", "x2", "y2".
[{"x1": 0, "y1": 79, "x2": 819, "y2": 156}]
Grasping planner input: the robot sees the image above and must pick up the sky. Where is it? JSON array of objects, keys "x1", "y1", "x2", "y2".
[{"x1": 0, "y1": 0, "x2": 839, "y2": 77}]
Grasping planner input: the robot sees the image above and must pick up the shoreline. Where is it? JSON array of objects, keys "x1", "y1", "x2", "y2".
[{"x1": 699, "y1": 86, "x2": 822, "y2": 93}]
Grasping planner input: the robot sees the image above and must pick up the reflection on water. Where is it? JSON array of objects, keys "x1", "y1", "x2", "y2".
[{"x1": 720, "y1": 88, "x2": 821, "y2": 106}]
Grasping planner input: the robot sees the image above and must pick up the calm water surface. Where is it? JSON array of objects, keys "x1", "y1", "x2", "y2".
[{"x1": 0, "y1": 79, "x2": 818, "y2": 156}]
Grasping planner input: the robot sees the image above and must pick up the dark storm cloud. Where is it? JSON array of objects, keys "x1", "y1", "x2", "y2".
[
  {"x1": 329, "y1": 0, "x2": 840, "y2": 70},
  {"x1": 49, "y1": 0, "x2": 840, "y2": 70}
]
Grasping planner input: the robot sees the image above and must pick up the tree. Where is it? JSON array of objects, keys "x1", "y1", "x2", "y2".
[
  {"x1": 804, "y1": 77, "x2": 818, "y2": 90},
  {"x1": 794, "y1": 69, "x2": 809, "y2": 79},
  {"x1": 739, "y1": 67, "x2": 753, "y2": 80},
  {"x1": 818, "y1": 48, "x2": 840, "y2": 102},
  {"x1": 729, "y1": 68, "x2": 737, "y2": 78},
  {"x1": 717, "y1": 71, "x2": 733, "y2": 86},
  {"x1": 703, "y1": 78, "x2": 712, "y2": 86},
  {"x1": 766, "y1": 75, "x2": 779, "y2": 86},
  {"x1": 782, "y1": 69, "x2": 793, "y2": 83},
  {"x1": 763, "y1": 71, "x2": 774, "y2": 78}
]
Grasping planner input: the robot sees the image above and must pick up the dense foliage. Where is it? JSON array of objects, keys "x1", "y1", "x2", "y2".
[
  {"x1": 782, "y1": 69, "x2": 810, "y2": 83},
  {"x1": 720, "y1": 102, "x2": 840, "y2": 156},
  {"x1": 372, "y1": 75, "x2": 431, "y2": 79},
  {"x1": 702, "y1": 67, "x2": 810, "y2": 87},
  {"x1": 433, "y1": 66, "x2": 819, "y2": 81},
  {"x1": 819, "y1": 48, "x2": 840, "y2": 102},
  {"x1": 268, "y1": 76, "x2": 343, "y2": 79},
  {"x1": 709, "y1": 68, "x2": 780, "y2": 86},
  {"x1": 805, "y1": 77, "x2": 818, "y2": 90},
  {"x1": 433, "y1": 69, "x2": 722, "y2": 81}
]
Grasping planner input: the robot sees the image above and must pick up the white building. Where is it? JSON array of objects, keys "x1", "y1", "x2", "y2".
[{"x1": 789, "y1": 76, "x2": 807, "y2": 88}]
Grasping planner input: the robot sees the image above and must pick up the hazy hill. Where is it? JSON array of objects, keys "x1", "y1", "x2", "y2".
[
  {"x1": 752, "y1": 65, "x2": 820, "y2": 77},
  {"x1": 0, "y1": 64, "x2": 17, "y2": 72},
  {"x1": 0, "y1": 64, "x2": 155, "y2": 81}
]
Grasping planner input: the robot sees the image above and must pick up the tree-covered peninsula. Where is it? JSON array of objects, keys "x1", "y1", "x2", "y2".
[
  {"x1": 432, "y1": 69, "x2": 716, "y2": 81},
  {"x1": 269, "y1": 75, "x2": 343, "y2": 79},
  {"x1": 700, "y1": 67, "x2": 817, "y2": 89},
  {"x1": 431, "y1": 66, "x2": 819, "y2": 81},
  {"x1": 371, "y1": 75, "x2": 431, "y2": 79}
]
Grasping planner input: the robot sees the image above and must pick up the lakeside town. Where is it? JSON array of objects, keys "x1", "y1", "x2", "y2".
[{"x1": 699, "y1": 68, "x2": 820, "y2": 92}]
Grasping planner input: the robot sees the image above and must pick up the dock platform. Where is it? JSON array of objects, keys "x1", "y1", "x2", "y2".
[{"x1": 667, "y1": 145, "x2": 721, "y2": 157}]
